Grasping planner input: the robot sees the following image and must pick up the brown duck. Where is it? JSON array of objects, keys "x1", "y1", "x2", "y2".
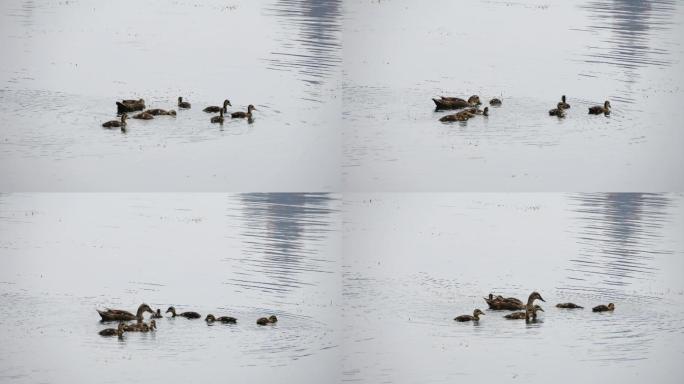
[
  {"x1": 454, "y1": 309, "x2": 485, "y2": 322},
  {"x1": 524, "y1": 291, "x2": 545, "y2": 321},
  {"x1": 432, "y1": 95, "x2": 481, "y2": 110},
  {"x1": 556, "y1": 303, "x2": 583, "y2": 309},
  {"x1": 99, "y1": 322, "x2": 126, "y2": 337},
  {"x1": 150, "y1": 309, "x2": 163, "y2": 319},
  {"x1": 484, "y1": 293, "x2": 525, "y2": 310},
  {"x1": 145, "y1": 109, "x2": 176, "y2": 116},
  {"x1": 132, "y1": 112, "x2": 154, "y2": 120},
  {"x1": 178, "y1": 97, "x2": 191, "y2": 109},
  {"x1": 231, "y1": 104, "x2": 256, "y2": 119},
  {"x1": 97, "y1": 303, "x2": 153, "y2": 322},
  {"x1": 256, "y1": 315, "x2": 278, "y2": 325},
  {"x1": 588, "y1": 100, "x2": 611, "y2": 115},
  {"x1": 204, "y1": 99, "x2": 231, "y2": 113},
  {"x1": 205, "y1": 314, "x2": 237, "y2": 324},
  {"x1": 210, "y1": 109, "x2": 225, "y2": 124},
  {"x1": 505, "y1": 305, "x2": 543, "y2": 320},
  {"x1": 102, "y1": 114, "x2": 127, "y2": 129},
  {"x1": 116, "y1": 99, "x2": 145, "y2": 113},
  {"x1": 166, "y1": 306, "x2": 201, "y2": 319},
  {"x1": 549, "y1": 102, "x2": 566, "y2": 118},
  {"x1": 124, "y1": 319, "x2": 156, "y2": 332},
  {"x1": 489, "y1": 98, "x2": 502, "y2": 106},
  {"x1": 592, "y1": 303, "x2": 615, "y2": 312}
]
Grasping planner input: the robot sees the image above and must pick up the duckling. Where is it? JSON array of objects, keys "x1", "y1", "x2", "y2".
[
  {"x1": 505, "y1": 305, "x2": 544, "y2": 319},
  {"x1": 145, "y1": 109, "x2": 174, "y2": 116},
  {"x1": 556, "y1": 303, "x2": 583, "y2": 309},
  {"x1": 489, "y1": 98, "x2": 502, "y2": 106},
  {"x1": 467, "y1": 95, "x2": 481, "y2": 106},
  {"x1": 204, "y1": 99, "x2": 231, "y2": 113},
  {"x1": 166, "y1": 306, "x2": 201, "y2": 319},
  {"x1": 268, "y1": 315, "x2": 277, "y2": 323},
  {"x1": 588, "y1": 100, "x2": 611, "y2": 115},
  {"x1": 102, "y1": 114, "x2": 127, "y2": 129},
  {"x1": 454, "y1": 309, "x2": 485, "y2": 322},
  {"x1": 592, "y1": 303, "x2": 615, "y2": 312},
  {"x1": 123, "y1": 319, "x2": 156, "y2": 332},
  {"x1": 177, "y1": 97, "x2": 191, "y2": 109},
  {"x1": 256, "y1": 315, "x2": 278, "y2": 325},
  {"x1": 168, "y1": 110, "x2": 177, "y2": 116},
  {"x1": 549, "y1": 102, "x2": 566, "y2": 118},
  {"x1": 559, "y1": 95, "x2": 571, "y2": 109},
  {"x1": 132, "y1": 112, "x2": 154, "y2": 120},
  {"x1": 150, "y1": 309, "x2": 163, "y2": 319},
  {"x1": 116, "y1": 99, "x2": 145, "y2": 113},
  {"x1": 525, "y1": 291, "x2": 545, "y2": 321},
  {"x1": 97, "y1": 303, "x2": 153, "y2": 322},
  {"x1": 439, "y1": 110, "x2": 474, "y2": 122},
  {"x1": 231, "y1": 104, "x2": 256, "y2": 119},
  {"x1": 210, "y1": 109, "x2": 224, "y2": 124},
  {"x1": 484, "y1": 293, "x2": 525, "y2": 310},
  {"x1": 99, "y1": 322, "x2": 126, "y2": 337},
  {"x1": 205, "y1": 314, "x2": 237, "y2": 324}
]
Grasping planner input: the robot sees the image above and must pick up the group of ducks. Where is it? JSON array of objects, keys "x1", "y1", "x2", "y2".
[
  {"x1": 96, "y1": 303, "x2": 278, "y2": 338},
  {"x1": 453, "y1": 291, "x2": 615, "y2": 323},
  {"x1": 432, "y1": 94, "x2": 612, "y2": 122},
  {"x1": 101, "y1": 97, "x2": 257, "y2": 132}
]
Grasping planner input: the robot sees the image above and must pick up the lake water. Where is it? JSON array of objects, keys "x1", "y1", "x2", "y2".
[
  {"x1": 0, "y1": 0, "x2": 342, "y2": 191},
  {"x1": 0, "y1": 193, "x2": 342, "y2": 383},
  {"x1": 342, "y1": 193, "x2": 684, "y2": 383},
  {"x1": 342, "y1": 0, "x2": 684, "y2": 191}
]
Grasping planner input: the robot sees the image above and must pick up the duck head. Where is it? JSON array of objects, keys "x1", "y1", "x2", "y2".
[
  {"x1": 562, "y1": 95, "x2": 567, "y2": 103},
  {"x1": 155, "y1": 309, "x2": 161, "y2": 316},
  {"x1": 473, "y1": 309, "x2": 485, "y2": 317},
  {"x1": 136, "y1": 303, "x2": 154, "y2": 317},
  {"x1": 529, "y1": 291, "x2": 545, "y2": 302},
  {"x1": 247, "y1": 104, "x2": 257, "y2": 113},
  {"x1": 166, "y1": 306, "x2": 177, "y2": 316},
  {"x1": 223, "y1": 99, "x2": 231, "y2": 109},
  {"x1": 268, "y1": 315, "x2": 278, "y2": 323},
  {"x1": 604, "y1": 100, "x2": 611, "y2": 109},
  {"x1": 177, "y1": 97, "x2": 183, "y2": 105},
  {"x1": 205, "y1": 314, "x2": 216, "y2": 323},
  {"x1": 608, "y1": 303, "x2": 615, "y2": 310},
  {"x1": 168, "y1": 110, "x2": 177, "y2": 116},
  {"x1": 467, "y1": 95, "x2": 481, "y2": 105},
  {"x1": 483, "y1": 107, "x2": 489, "y2": 116}
]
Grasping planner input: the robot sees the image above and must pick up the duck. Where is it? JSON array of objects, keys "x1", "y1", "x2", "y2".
[
  {"x1": 559, "y1": 95, "x2": 571, "y2": 109},
  {"x1": 454, "y1": 309, "x2": 485, "y2": 322},
  {"x1": 432, "y1": 95, "x2": 481, "y2": 110},
  {"x1": 132, "y1": 112, "x2": 154, "y2": 120},
  {"x1": 205, "y1": 314, "x2": 237, "y2": 324},
  {"x1": 588, "y1": 100, "x2": 611, "y2": 115},
  {"x1": 116, "y1": 99, "x2": 145, "y2": 113},
  {"x1": 210, "y1": 109, "x2": 224, "y2": 124},
  {"x1": 439, "y1": 110, "x2": 475, "y2": 122},
  {"x1": 524, "y1": 291, "x2": 545, "y2": 321},
  {"x1": 505, "y1": 305, "x2": 544, "y2": 320},
  {"x1": 256, "y1": 315, "x2": 278, "y2": 325},
  {"x1": 231, "y1": 104, "x2": 256, "y2": 119},
  {"x1": 166, "y1": 306, "x2": 201, "y2": 319},
  {"x1": 556, "y1": 302, "x2": 583, "y2": 309},
  {"x1": 549, "y1": 102, "x2": 566, "y2": 117},
  {"x1": 99, "y1": 322, "x2": 126, "y2": 337},
  {"x1": 102, "y1": 114, "x2": 127, "y2": 129},
  {"x1": 177, "y1": 97, "x2": 191, "y2": 109},
  {"x1": 145, "y1": 109, "x2": 175, "y2": 116},
  {"x1": 97, "y1": 303, "x2": 153, "y2": 322},
  {"x1": 489, "y1": 98, "x2": 502, "y2": 106},
  {"x1": 467, "y1": 95, "x2": 481, "y2": 105},
  {"x1": 124, "y1": 319, "x2": 156, "y2": 332},
  {"x1": 204, "y1": 99, "x2": 231, "y2": 113},
  {"x1": 484, "y1": 293, "x2": 525, "y2": 310},
  {"x1": 592, "y1": 303, "x2": 615, "y2": 312},
  {"x1": 150, "y1": 309, "x2": 163, "y2": 319}
]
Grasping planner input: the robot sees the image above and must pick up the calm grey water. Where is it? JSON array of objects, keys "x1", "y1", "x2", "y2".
[
  {"x1": 0, "y1": 193, "x2": 341, "y2": 383},
  {"x1": 342, "y1": 193, "x2": 684, "y2": 383},
  {"x1": 0, "y1": 0, "x2": 342, "y2": 191},
  {"x1": 342, "y1": 0, "x2": 684, "y2": 191}
]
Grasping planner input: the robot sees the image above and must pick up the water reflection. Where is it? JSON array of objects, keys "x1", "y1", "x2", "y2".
[
  {"x1": 263, "y1": 0, "x2": 342, "y2": 88},
  {"x1": 226, "y1": 193, "x2": 338, "y2": 294},
  {"x1": 566, "y1": 193, "x2": 673, "y2": 291},
  {"x1": 579, "y1": 0, "x2": 677, "y2": 84}
]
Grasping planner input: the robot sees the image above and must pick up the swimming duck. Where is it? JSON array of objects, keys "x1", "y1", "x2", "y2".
[
  {"x1": 432, "y1": 95, "x2": 481, "y2": 110},
  {"x1": 102, "y1": 114, "x2": 127, "y2": 129},
  {"x1": 97, "y1": 303, "x2": 153, "y2": 322},
  {"x1": 454, "y1": 309, "x2": 485, "y2": 322},
  {"x1": 588, "y1": 100, "x2": 611, "y2": 115},
  {"x1": 592, "y1": 303, "x2": 615, "y2": 312},
  {"x1": 151, "y1": 309, "x2": 163, "y2": 319},
  {"x1": 116, "y1": 99, "x2": 145, "y2": 113},
  {"x1": 206, "y1": 314, "x2": 237, "y2": 324},
  {"x1": 556, "y1": 303, "x2": 583, "y2": 309},
  {"x1": 231, "y1": 104, "x2": 256, "y2": 119},
  {"x1": 124, "y1": 319, "x2": 156, "y2": 332},
  {"x1": 439, "y1": 110, "x2": 475, "y2": 122},
  {"x1": 132, "y1": 112, "x2": 154, "y2": 120},
  {"x1": 484, "y1": 293, "x2": 525, "y2": 310},
  {"x1": 467, "y1": 95, "x2": 481, "y2": 105},
  {"x1": 256, "y1": 315, "x2": 278, "y2": 325},
  {"x1": 145, "y1": 108, "x2": 175, "y2": 116},
  {"x1": 166, "y1": 306, "x2": 201, "y2": 319},
  {"x1": 525, "y1": 291, "x2": 545, "y2": 321},
  {"x1": 204, "y1": 99, "x2": 231, "y2": 113},
  {"x1": 210, "y1": 109, "x2": 224, "y2": 124},
  {"x1": 505, "y1": 305, "x2": 544, "y2": 320},
  {"x1": 559, "y1": 95, "x2": 571, "y2": 109},
  {"x1": 549, "y1": 102, "x2": 566, "y2": 117},
  {"x1": 489, "y1": 98, "x2": 502, "y2": 106},
  {"x1": 99, "y1": 322, "x2": 126, "y2": 337},
  {"x1": 178, "y1": 97, "x2": 191, "y2": 109}
]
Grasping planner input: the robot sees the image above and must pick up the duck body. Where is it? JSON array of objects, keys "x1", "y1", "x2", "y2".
[
  {"x1": 204, "y1": 99, "x2": 231, "y2": 113},
  {"x1": 97, "y1": 303, "x2": 153, "y2": 322},
  {"x1": 178, "y1": 97, "x2": 191, "y2": 109},
  {"x1": 440, "y1": 110, "x2": 475, "y2": 122},
  {"x1": 433, "y1": 97, "x2": 469, "y2": 110},
  {"x1": 116, "y1": 99, "x2": 145, "y2": 113},
  {"x1": 102, "y1": 114, "x2": 127, "y2": 129},
  {"x1": 99, "y1": 322, "x2": 126, "y2": 337},
  {"x1": 549, "y1": 102, "x2": 566, "y2": 117},
  {"x1": 556, "y1": 303, "x2": 583, "y2": 309},
  {"x1": 145, "y1": 109, "x2": 175, "y2": 116},
  {"x1": 489, "y1": 98, "x2": 502, "y2": 106},
  {"x1": 210, "y1": 109, "x2": 224, "y2": 124},
  {"x1": 484, "y1": 294, "x2": 525, "y2": 310},
  {"x1": 123, "y1": 320, "x2": 156, "y2": 332},
  {"x1": 231, "y1": 104, "x2": 256, "y2": 119},
  {"x1": 166, "y1": 306, "x2": 201, "y2": 319},
  {"x1": 592, "y1": 303, "x2": 615, "y2": 312},
  {"x1": 256, "y1": 315, "x2": 278, "y2": 325},
  {"x1": 454, "y1": 309, "x2": 485, "y2": 322},
  {"x1": 559, "y1": 95, "x2": 571, "y2": 109},
  {"x1": 206, "y1": 314, "x2": 237, "y2": 324},
  {"x1": 589, "y1": 100, "x2": 611, "y2": 115},
  {"x1": 505, "y1": 305, "x2": 544, "y2": 320},
  {"x1": 132, "y1": 112, "x2": 154, "y2": 120}
]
